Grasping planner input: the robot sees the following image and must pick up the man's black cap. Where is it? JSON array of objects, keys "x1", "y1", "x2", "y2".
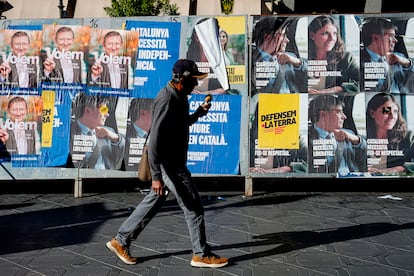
[{"x1": 172, "y1": 59, "x2": 208, "y2": 79}]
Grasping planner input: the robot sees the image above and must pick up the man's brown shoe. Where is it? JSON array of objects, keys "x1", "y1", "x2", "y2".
[
  {"x1": 190, "y1": 253, "x2": 229, "y2": 268},
  {"x1": 106, "y1": 238, "x2": 138, "y2": 265}
]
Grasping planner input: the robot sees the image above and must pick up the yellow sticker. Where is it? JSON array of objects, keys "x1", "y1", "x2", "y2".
[{"x1": 100, "y1": 105, "x2": 108, "y2": 114}]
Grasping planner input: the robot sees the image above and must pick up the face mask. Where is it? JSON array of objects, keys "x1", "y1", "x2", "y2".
[{"x1": 180, "y1": 77, "x2": 198, "y2": 95}]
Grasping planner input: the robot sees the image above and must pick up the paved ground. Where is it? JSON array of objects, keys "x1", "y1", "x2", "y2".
[{"x1": 1, "y1": 179, "x2": 414, "y2": 275}]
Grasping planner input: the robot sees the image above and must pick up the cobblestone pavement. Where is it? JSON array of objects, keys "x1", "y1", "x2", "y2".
[{"x1": 1, "y1": 187, "x2": 414, "y2": 275}]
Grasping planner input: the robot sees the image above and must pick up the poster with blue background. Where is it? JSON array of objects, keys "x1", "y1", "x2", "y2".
[
  {"x1": 125, "y1": 20, "x2": 181, "y2": 98},
  {"x1": 187, "y1": 94, "x2": 241, "y2": 174},
  {"x1": 38, "y1": 88, "x2": 73, "y2": 167}
]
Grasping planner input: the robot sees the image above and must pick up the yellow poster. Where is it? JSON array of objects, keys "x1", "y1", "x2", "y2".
[
  {"x1": 258, "y1": 94, "x2": 300, "y2": 149},
  {"x1": 216, "y1": 16, "x2": 246, "y2": 84},
  {"x1": 41, "y1": 90, "x2": 55, "y2": 147}
]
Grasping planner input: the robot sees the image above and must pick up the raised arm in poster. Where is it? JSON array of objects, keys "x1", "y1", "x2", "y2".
[
  {"x1": 124, "y1": 98, "x2": 153, "y2": 171},
  {"x1": 186, "y1": 17, "x2": 231, "y2": 95},
  {"x1": 0, "y1": 29, "x2": 41, "y2": 91},
  {"x1": 0, "y1": 95, "x2": 42, "y2": 159},
  {"x1": 366, "y1": 93, "x2": 414, "y2": 176},
  {"x1": 88, "y1": 29, "x2": 138, "y2": 94},
  {"x1": 307, "y1": 15, "x2": 360, "y2": 94},
  {"x1": 251, "y1": 16, "x2": 307, "y2": 95},
  {"x1": 70, "y1": 93, "x2": 125, "y2": 170},
  {"x1": 41, "y1": 25, "x2": 90, "y2": 88},
  {"x1": 308, "y1": 94, "x2": 367, "y2": 175},
  {"x1": 125, "y1": 20, "x2": 180, "y2": 98},
  {"x1": 360, "y1": 17, "x2": 414, "y2": 93}
]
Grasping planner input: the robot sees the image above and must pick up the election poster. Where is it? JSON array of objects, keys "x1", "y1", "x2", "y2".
[
  {"x1": 215, "y1": 16, "x2": 246, "y2": 90},
  {"x1": 41, "y1": 24, "x2": 90, "y2": 90},
  {"x1": 308, "y1": 94, "x2": 367, "y2": 175},
  {"x1": 0, "y1": 94, "x2": 43, "y2": 166},
  {"x1": 307, "y1": 14, "x2": 360, "y2": 94},
  {"x1": 250, "y1": 15, "x2": 308, "y2": 95},
  {"x1": 37, "y1": 88, "x2": 73, "y2": 167},
  {"x1": 258, "y1": 93, "x2": 300, "y2": 149},
  {"x1": 124, "y1": 97, "x2": 152, "y2": 171},
  {"x1": 250, "y1": 93, "x2": 308, "y2": 174},
  {"x1": 187, "y1": 94, "x2": 241, "y2": 174},
  {"x1": 358, "y1": 15, "x2": 414, "y2": 94},
  {"x1": 87, "y1": 28, "x2": 139, "y2": 96},
  {"x1": 185, "y1": 16, "x2": 231, "y2": 95},
  {"x1": 125, "y1": 20, "x2": 181, "y2": 98},
  {"x1": 0, "y1": 28, "x2": 42, "y2": 92},
  {"x1": 69, "y1": 92, "x2": 126, "y2": 170},
  {"x1": 365, "y1": 93, "x2": 414, "y2": 176}
]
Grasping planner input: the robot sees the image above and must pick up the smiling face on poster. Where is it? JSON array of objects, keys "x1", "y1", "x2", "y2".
[
  {"x1": 0, "y1": 95, "x2": 42, "y2": 157},
  {"x1": 365, "y1": 93, "x2": 414, "y2": 175},
  {"x1": 87, "y1": 29, "x2": 138, "y2": 93},
  {"x1": 41, "y1": 24, "x2": 90, "y2": 86},
  {"x1": 0, "y1": 29, "x2": 42, "y2": 90},
  {"x1": 307, "y1": 15, "x2": 360, "y2": 94}
]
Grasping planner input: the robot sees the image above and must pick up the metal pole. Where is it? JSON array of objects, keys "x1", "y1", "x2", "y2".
[
  {"x1": 58, "y1": 0, "x2": 65, "y2": 18},
  {"x1": 189, "y1": 0, "x2": 197, "y2": 15}
]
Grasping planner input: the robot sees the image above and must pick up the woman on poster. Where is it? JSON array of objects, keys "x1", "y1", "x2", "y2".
[
  {"x1": 366, "y1": 92, "x2": 414, "y2": 175},
  {"x1": 186, "y1": 17, "x2": 228, "y2": 95},
  {"x1": 307, "y1": 15, "x2": 359, "y2": 94}
]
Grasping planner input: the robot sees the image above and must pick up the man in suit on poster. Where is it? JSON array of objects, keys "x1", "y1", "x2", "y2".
[
  {"x1": 70, "y1": 93, "x2": 125, "y2": 170},
  {"x1": 42, "y1": 26, "x2": 84, "y2": 84},
  {"x1": 250, "y1": 17, "x2": 307, "y2": 169},
  {"x1": 89, "y1": 31, "x2": 132, "y2": 89},
  {"x1": 360, "y1": 17, "x2": 414, "y2": 93},
  {"x1": 0, "y1": 31, "x2": 39, "y2": 89},
  {"x1": 124, "y1": 98, "x2": 153, "y2": 171},
  {"x1": 308, "y1": 94, "x2": 367, "y2": 174},
  {"x1": 251, "y1": 16, "x2": 307, "y2": 95},
  {"x1": 0, "y1": 96, "x2": 38, "y2": 155}
]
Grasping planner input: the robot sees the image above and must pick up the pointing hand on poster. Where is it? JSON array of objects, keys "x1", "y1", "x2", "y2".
[
  {"x1": 0, "y1": 62, "x2": 11, "y2": 78},
  {"x1": 43, "y1": 52, "x2": 56, "y2": 74},
  {"x1": 91, "y1": 59, "x2": 103, "y2": 78}
]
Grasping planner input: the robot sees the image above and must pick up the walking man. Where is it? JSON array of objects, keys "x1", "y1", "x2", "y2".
[{"x1": 106, "y1": 59, "x2": 229, "y2": 268}]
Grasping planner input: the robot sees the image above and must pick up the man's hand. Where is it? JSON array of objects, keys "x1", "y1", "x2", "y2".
[
  {"x1": 152, "y1": 180, "x2": 165, "y2": 196},
  {"x1": 43, "y1": 57, "x2": 56, "y2": 74},
  {"x1": 0, "y1": 62, "x2": 11, "y2": 78},
  {"x1": 91, "y1": 61, "x2": 103, "y2": 78},
  {"x1": 276, "y1": 52, "x2": 302, "y2": 68},
  {"x1": 386, "y1": 52, "x2": 412, "y2": 68},
  {"x1": 95, "y1": 127, "x2": 120, "y2": 143},
  {"x1": 0, "y1": 128, "x2": 9, "y2": 144},
  {"x1": 333, "y1": 129, "x2": 360, "y2": 145}
]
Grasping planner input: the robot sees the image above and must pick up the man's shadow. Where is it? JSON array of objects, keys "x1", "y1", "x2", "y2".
[
  {"x1": 224, "y1": 222, "x2": 414, "y2": 264},
  {"x1": 139, "y1": 193, "x2": 414, "y2": 264}
]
